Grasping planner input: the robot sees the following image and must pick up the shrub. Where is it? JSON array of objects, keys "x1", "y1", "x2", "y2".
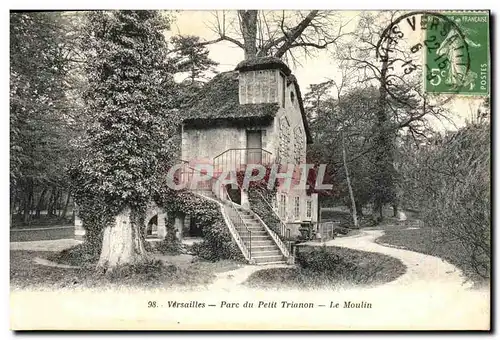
[
  {"x1": 296, "y1": 246, "x2": 357, "y2": 274},
  {"x1": 104, "y1": 259, "x2": 178, "y2": 282},
  {"x1": 191, "y1": 220, "x2": 244, "y2": 262},
  {"x1": 295, "y1": 245, "x2": 405, "y2": 285},
  {"x1": 156, "y1": 221, "x2": 182, "y2": 255},
  {"x1": 157, "y1": 188, "x2": 243, "y2": 262},
  {"x1": 400, "y1": 123, "x2": 490, "y2": 281},
  {"x1": 48, "y1": 242, "x2": 100, "y2": 267}
]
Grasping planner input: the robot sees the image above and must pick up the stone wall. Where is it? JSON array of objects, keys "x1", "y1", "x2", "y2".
[
  {"x1": 181, "y1": 122, "x2": 275, "y2": 171},
  {"x1": 182, "y1": 124, "x2": 245, "y2": 166}
]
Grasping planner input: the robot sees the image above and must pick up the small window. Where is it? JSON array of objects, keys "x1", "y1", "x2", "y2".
[
  {"x1": 306, "y1": 200, "x2": 312, "y2": 219},
  {"x1": 294, "y1": 197, "x2": 300, "y2": 220},
  {"x1": 290, "y1": 91, "x2": 295, "y2": 104},
  {"x1": 279, "y1": 194, "x2": 287, "y2": 219}
]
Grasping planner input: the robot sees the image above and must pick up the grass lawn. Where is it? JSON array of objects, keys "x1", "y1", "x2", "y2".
[
  {"x1": 10, "y1": 248, "x2": 241, "y2": 290},
  {"x1": 243, "y1": 246, "x2": 406, "y2": 290},
  {"x1": 10, "y1": 226, "x2": 74, "y2": 242},
  {"x1": 375, "y1": 219, "x2": 488, "y2": 287}
]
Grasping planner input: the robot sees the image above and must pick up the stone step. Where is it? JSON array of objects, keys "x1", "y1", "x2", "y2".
[
  {"x1": 242, "y1": 216, "x2": 258, "y2": 221},
  {"x1": 255, "y1": 261, "x2": 287, "y2": 266},
  {"x1": 251, "y1": 249, "x2": 281, "y2": 257},
  {"x1": 238, "y1": 231, "x2": 268, "y2": 237},
  {"x1": 241, "y1": 235, "x2": 272, "y2": 241},
  {"x1": 245, "y1": 227, "x2": 266, "y2": 232},
  {"x1": 253, "y1": 255, "x2": 285, "y2": 264},
  {"x1": 249, "y1": 230, "x2": 268, "y2": 234},
  {"x1": 238, "y1": 229, "x2": 266, "y2": 235},
  {"x1": 250, "y1": 245, "x2": 279, "y2": 252},
  {"x1": 251, "y1": 240, "x2": 276, "y2": 246}
]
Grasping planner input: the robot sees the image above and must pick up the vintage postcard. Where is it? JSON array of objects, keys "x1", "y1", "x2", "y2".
[{"x1": 9, "y1": 9, "x2": 491, "y2": 330}]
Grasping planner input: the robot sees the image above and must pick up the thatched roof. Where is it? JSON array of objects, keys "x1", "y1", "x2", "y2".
[
  {"x1": 183, "y1": 59, "x2": 312, "y2": 143},
  {"x1": 183, "y1": 71, "x2": 279, "y2": 126},
  {"x1": 235, "y1": 56, "x2": 291, "y2": 76}
]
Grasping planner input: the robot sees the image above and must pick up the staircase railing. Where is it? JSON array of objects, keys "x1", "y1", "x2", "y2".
[
  {"x1": 254, "y1": 189, "x2": 290, "y2": 238},
  {"x1": 177, "y1": 160, "x2": 253, "y2": 262},
  {"x1": 253, "y1": 190, "x2": 292, "y2": 260},
  {"x1": 222, "y1": 189, "x2": 253, "y2": 258},
  {"x1": 178, "y1": 159, "x2": 215, "y2": 192},
  {"x1": 213, "y1": 148, "x2": 272, "y2": 174}
]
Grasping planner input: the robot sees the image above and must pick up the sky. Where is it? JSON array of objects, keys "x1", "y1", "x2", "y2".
[{"x1": 170, "y1": 10, "x2": 486, "y2": 131}]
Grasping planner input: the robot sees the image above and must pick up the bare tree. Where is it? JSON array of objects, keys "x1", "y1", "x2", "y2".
[
  {"x1": 169, "y1": 10, "x2": 350, "y2": 63},
  {"x1": 336, "y1": 11, "x2": 453, "y2": 221}
]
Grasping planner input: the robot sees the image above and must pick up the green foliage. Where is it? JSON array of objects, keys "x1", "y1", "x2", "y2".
[
  {"x1": 48, "y1": 242, "x2": 101, "y2": 268},
  {"x1": 170, "y1": 35, "x2": 218, "y2": 83},
  {"x1": 247, "y1": 188, "x2": 283, "y2": 238},
  {"x1": 305, "y1": 85, "x2": 379, "y2": 211},
  {"x1": 157, "y1": 188, "x2": 243, "y2": 261},
  {"x1": 73, "y1": 11, "x2": 176, "y2": 241},
  {"x1": 191, "y1": 220, "x2": 244, "y2": 262},
  {"x1": 296, "y1": 246, "x2": 357, "y2": 273},
  {"x1": 10, "y1": 12, "x2": 76, "y2": 223},
  {"x1": 104, "y1": 259, "x2": 177, "y2": 282},
  {"x1": 156, "y1": 219, "x2": 182, "y2": 255},
  {"x1": 399, "y1": 123, "x2": 490, "y2": 279}
]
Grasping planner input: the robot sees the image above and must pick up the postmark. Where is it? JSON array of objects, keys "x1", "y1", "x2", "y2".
[{"x1": 376, "y1": 11, "x2": 488, "y2": 105}]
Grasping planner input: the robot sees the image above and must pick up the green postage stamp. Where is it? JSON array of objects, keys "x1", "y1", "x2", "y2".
[{"x1": 424, "y1": 12, "x2": 490, "y2": 95}]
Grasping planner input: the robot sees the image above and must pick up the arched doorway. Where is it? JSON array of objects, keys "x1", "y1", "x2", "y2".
[
  {"x1": 225, "y1": 184, "x2": 241, "y2": 205},
  {"x1": 145, "y1": 214, "x2": 158, "y2": 238},
  {"x1": 188, "y1": 216, "x2": 203, "y2": 237}
]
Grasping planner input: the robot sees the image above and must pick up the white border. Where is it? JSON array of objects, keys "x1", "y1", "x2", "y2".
[{"x1": 2, "y1": 1, "x2": 497, "y2": 338}]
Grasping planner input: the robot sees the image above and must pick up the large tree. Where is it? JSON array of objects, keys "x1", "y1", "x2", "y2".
[
  {"x1": 75, "y1": 10, "x2": 175, "y2": 271},
  {"x1": 170, "y1": 35, "x2": 218, "y2": 84},
  {"x1": 170, "y1": 10, "x2": 349, "y2": 63},
  {"x1": 305, "y1": 81, "x2": 378, "y2": 219},
  {"x1": 10, "y1": 12, "x2": 75, "y2": 225},
  {"x1": 337, "y1": 11, "x2": 451, "y2": 220}
]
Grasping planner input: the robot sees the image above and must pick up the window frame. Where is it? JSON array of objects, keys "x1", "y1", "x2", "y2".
[
  {"x1": 294, "y1": 196, "x2": 300, "y2": 220},
  {"x1": 305, "y1": 199, "x2": 312, "y2": 220},
  {"x1": 279, "y1": 194, "x2": 287, "y2": 219}
]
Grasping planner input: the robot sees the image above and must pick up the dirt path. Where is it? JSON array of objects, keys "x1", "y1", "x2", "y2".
[
  {"x1": 206, "y1": 263, "x2": 290, "y2": 292},
  {"x1": 302, "y1": 230, "x2": 473, "y2": 290}
]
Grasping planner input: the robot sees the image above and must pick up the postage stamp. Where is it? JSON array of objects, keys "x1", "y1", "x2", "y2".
[
  {"x1": 424, "y1": 12, "x2": 490, "y2": 95},
  {"x1": 376, "y1": 10, "x2": 490, "y2": 105}
]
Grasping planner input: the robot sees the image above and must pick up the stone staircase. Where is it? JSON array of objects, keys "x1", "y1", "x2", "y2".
[
  {"x1": 197, "y1": 189, "x2": 287, "y2": 265},
  {"x1": 234, "y1": 205, "x2": 286, "y2": 265}
]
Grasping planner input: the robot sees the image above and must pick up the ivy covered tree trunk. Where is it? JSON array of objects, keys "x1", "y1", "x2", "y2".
[
  {"x1": 74, "y1": 11, "x2": 174, "y2": 272},
  {"x1": 97, "y1": 208, "x2": 147, "y2": 270}
]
